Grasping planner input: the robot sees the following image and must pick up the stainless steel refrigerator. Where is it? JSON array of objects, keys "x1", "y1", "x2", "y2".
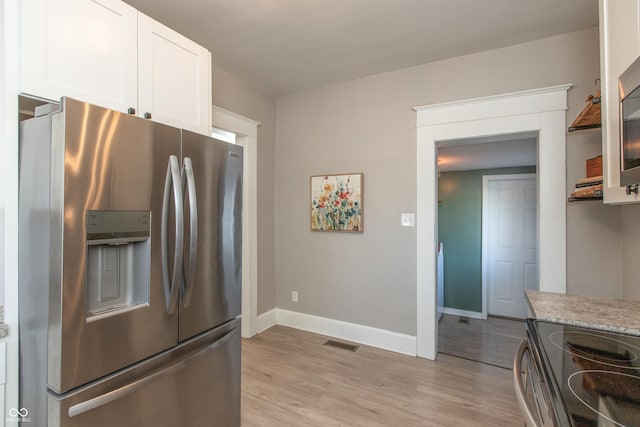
[{"x1": 18, "y1": 97, "x2": 242, "y2": 426}]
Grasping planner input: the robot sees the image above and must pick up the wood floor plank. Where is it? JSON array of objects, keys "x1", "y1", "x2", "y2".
[
  {"x1": 241, "y1": 325, "x2": 523, "y2": 426},
  {"x1": 438, "y1": 314, "x2": 525, "y2": 369}
]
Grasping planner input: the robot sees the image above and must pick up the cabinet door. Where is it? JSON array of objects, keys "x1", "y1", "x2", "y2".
[
  {"x1": 138, "y1": 13, "x2": 212, "y2": 135},
  {"x1": 599, "y1": 0, "x2": 640, "y2": 203},
  {"x1": 21, "y1": 0, "x2": 138, "y2": 113}
]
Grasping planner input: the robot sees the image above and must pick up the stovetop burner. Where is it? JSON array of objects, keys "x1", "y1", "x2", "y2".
[
  {"x1": 568, "y1": 371, "x2": 640, "y2": 427},
  {"x1": 529, "y1": 320, "x2": 640, "y2": 427},
  {"x1": 549, "y1": 331, "x2": 640, "y2": 370}
]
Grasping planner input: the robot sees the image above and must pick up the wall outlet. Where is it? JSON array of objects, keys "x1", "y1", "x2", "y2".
[{"x1": 291, "y1": 291, "x2": 298, "y2": 302}]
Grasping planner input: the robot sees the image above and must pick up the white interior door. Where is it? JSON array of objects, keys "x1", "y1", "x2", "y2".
[{"x1": 485, "y1": 174, "x2": 537, "y2": 319}]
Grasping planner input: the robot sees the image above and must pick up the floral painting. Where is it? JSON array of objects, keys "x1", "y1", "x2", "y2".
[{"x1": 311, "y1": 173, "x2": 363, "y2": 232}]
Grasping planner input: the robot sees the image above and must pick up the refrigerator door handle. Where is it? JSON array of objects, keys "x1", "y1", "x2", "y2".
[
  {"x1": 67, "y1": 329, "x2": 236, "y2": 419},
  {"x1": 181, "y1": 157, "x2": 198, "y2": 308},
  {"x1": 161, "y1": 155, "x2": 184, "y2": 314}
]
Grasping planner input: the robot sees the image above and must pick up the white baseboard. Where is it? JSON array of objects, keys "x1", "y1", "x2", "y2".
[
  {"x1": 274, "y1": 309, "x2": 417, "y2": 356},
  {"x1": 255, "y1": 308, "x2": 277, "y2": 334},
  {"x1": 442, "y1": 307, "x2": 483, "y2": 320}
]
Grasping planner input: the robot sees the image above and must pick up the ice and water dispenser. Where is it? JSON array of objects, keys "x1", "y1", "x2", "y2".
[{"x1": 86, "y1": 210, "x2": 151, "y2": 321}]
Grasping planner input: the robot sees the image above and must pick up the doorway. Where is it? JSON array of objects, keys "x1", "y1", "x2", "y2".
[
  {"x1": 415, "y1": 84, "x2": 571, "y2": 360},
  {"x1": 436, "y1": 139, "x2": 537, "y2": 320},
  {"x1": 435, "y1": 141, "x2": 536, "y2": 368}
]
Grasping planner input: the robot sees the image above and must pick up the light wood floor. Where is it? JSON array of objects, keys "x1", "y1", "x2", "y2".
[
  {"x1": 241, "y1": 325, "x2": 523, "y2": 426},
  {"x1": 438, "y1": 314, "x2": 525, "y2": 370}
]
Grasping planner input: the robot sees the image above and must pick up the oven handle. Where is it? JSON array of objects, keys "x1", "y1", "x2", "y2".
[{"x1": 514, "y1": 339, "x2": 539, "y2": 427}]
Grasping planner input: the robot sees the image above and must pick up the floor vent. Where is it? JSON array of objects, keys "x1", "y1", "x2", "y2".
[
  {"x1": 458, "y1": 316, "x2": 470, "y2": 324},
  {"x1": 323, "y1": 340, "x2": 359, "y2": 352}
]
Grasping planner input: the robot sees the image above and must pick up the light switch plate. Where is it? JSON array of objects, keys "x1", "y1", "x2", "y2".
[{"x1": 401, "y1": 213, "x2": 415, "y2": 227}]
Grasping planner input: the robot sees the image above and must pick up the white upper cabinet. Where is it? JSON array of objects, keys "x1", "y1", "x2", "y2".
[
  {"x1": 599, "y1": 0, "x2": 640, "y2": 203},
  {"x1": 21, "y1": 0, "x2": 138, "y2": 114},
  {"x1": 20, "y1": 0, "x2": 212, "y2": 135},
  {"x1": 138, "y1": 13, "x2": 211, "y2": 135}
]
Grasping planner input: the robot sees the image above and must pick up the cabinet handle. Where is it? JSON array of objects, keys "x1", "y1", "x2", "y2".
[
  {"x1": 144, "y1": 112, "x2": 152, "y2": 119},
  {"x1": 127, "y1": 107, "x2": 136, "y2": 115}
]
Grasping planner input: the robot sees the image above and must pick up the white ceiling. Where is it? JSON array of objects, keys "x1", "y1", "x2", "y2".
[
  {"x1": 438, "y1": 138, "x2": 537, "y2": 172},
  {"x1": 123, "y1": 0, "x2": 599, "y2": 97}
]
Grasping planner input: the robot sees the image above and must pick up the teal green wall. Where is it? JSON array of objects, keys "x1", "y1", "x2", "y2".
[{"x1": 438, "y1": 166, "x2": 536, "y2": 313}]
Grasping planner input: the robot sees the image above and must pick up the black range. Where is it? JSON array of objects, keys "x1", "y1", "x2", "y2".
[{"x1": 526, "y1": 319, "x2": 640, "y2": 427}]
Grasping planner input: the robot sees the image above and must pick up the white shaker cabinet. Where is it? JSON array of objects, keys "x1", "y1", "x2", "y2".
[
  {"x1": 137, "y1": 13, "x2": 211, "y2": 135},
  {"x1": 21, "y1": 0, "x2": 138, "y2": 114},
  {"x1": 599, "y1": 0, "x2": 640, "y2": 203},
  {"x1": 20, "y1": 0, "x2": 212, "y2": 135}
]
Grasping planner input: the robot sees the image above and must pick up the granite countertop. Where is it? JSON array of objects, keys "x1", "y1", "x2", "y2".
[{"x1": 526, "y1": 290, "x2": 640, "y2": 336}]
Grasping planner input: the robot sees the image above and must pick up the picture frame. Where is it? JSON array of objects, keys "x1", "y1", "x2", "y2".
[{"x1": 310, "y1": 173, "x2": 363, "y2": 232}]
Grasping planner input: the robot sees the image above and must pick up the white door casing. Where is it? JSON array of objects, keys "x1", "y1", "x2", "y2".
[
  {"x1": 483, "y1": 174, "x2": 537, "y2": 319},
  {"x1": 211, "y1": 106, "x2": 260, "y2": 339},
  {"x1": 415, "y1": 84, "x2": 570, "y2": 360}
]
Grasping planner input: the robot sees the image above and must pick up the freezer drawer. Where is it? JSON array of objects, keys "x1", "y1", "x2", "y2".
[{"x1": 48, "y1": 320, "x2": 240, "y2": 427}]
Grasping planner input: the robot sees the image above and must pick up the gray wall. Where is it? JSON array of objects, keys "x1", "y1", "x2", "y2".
[
  {"x1": 566, "y1": 116, "x2": 623, "y2": 298},
  {"x1": 274, "y1": 27, "x2": 622, "y2": 336},
  {"x1": 622, "y1": 204, "x2": 640, "y2": 300},
  {"x1": 211, "y1": 65, "x2": 277, "y2": 315}
]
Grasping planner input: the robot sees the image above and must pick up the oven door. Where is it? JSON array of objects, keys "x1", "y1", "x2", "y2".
[{"x1": 514, "y1": 339, "x2": 556, "y2": 427}]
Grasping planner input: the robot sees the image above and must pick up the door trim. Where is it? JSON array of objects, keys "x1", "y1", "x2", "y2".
[
  {"x1": 414, "y1": 84, "x2": 570, "y2": 360},
  {"x1": 481, "y1": 173, "x2": 537, "y2": 319},
  {"x1": 211, "y1": 106, "x2": 260, "y2": 339}
]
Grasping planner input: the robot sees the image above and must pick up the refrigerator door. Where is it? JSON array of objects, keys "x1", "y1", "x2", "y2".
[
  {"x1": 179, "y1": 130, "x2": 243, "y2": 341},
  {"x1": 50, "y1": 98, "x2": 181, "y2": 393},
  {"x1": 49, "y1": 319, "x2": 241, "y2": 427}
]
